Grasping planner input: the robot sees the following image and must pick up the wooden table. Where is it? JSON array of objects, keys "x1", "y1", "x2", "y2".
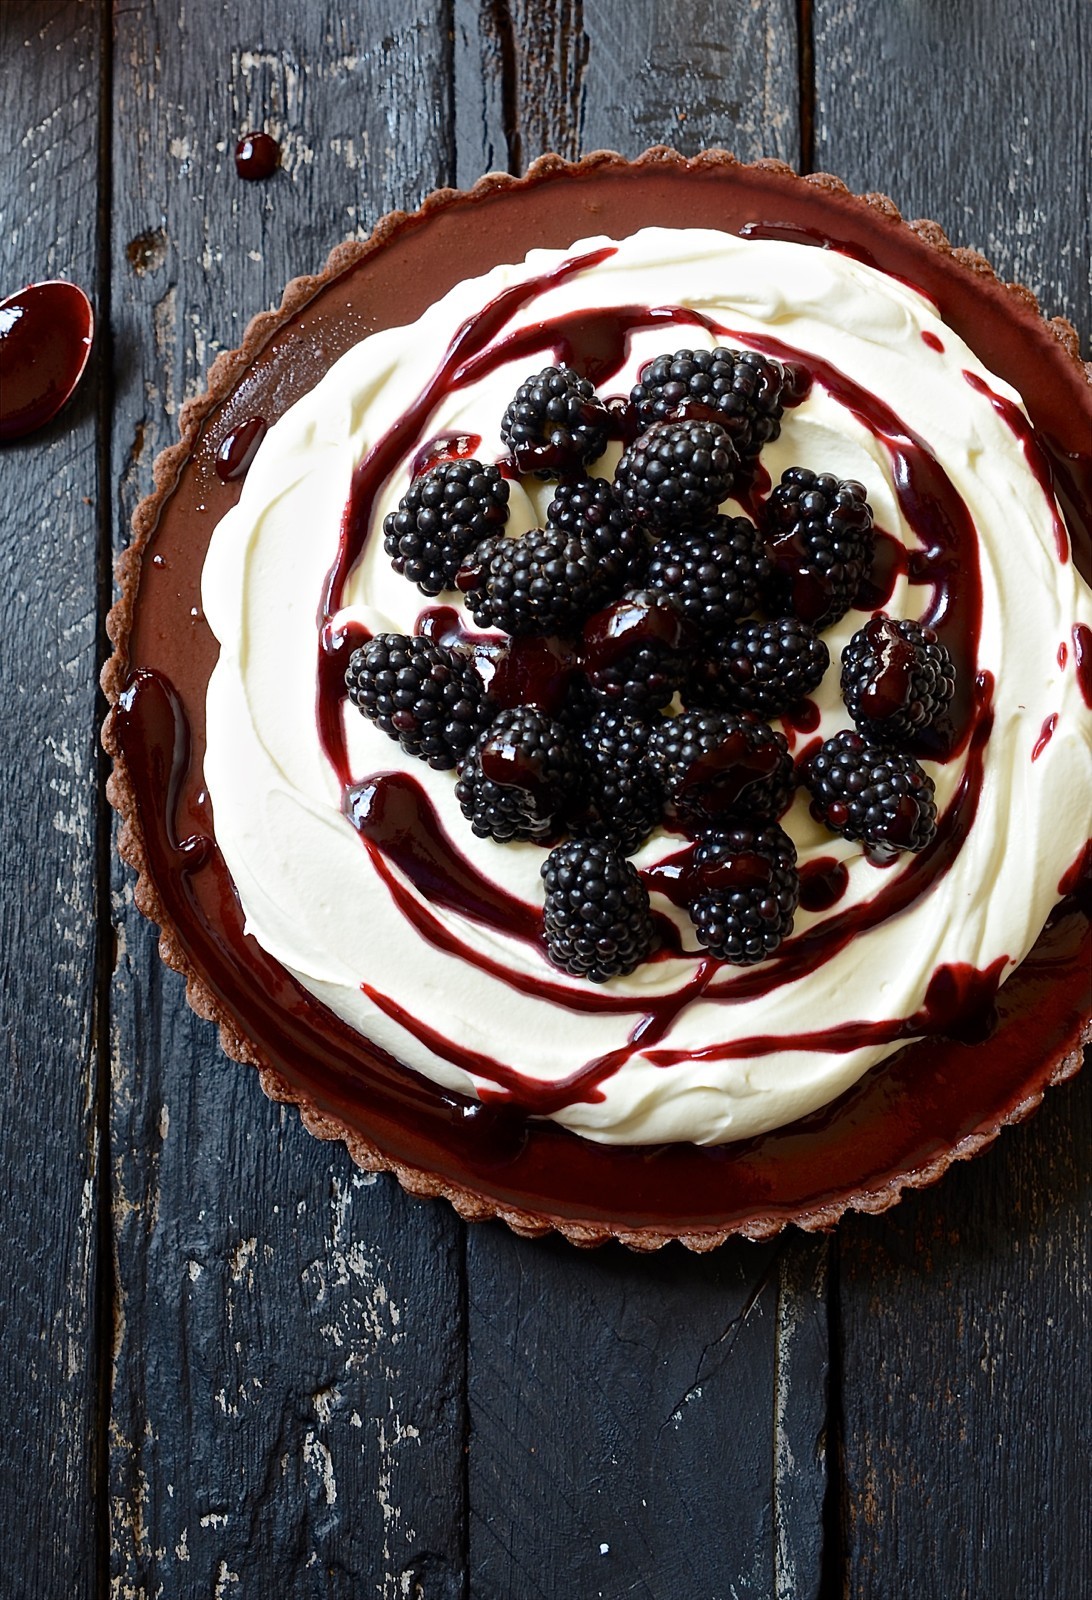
[{"x1": 2, "y1": 2, "x2": 1089, "y2": 1593}]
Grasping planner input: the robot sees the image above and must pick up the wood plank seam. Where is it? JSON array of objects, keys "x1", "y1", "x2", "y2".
[
  {"x1": 797, "y1": 0, "x2": 815, "y2": 172},
  {"x1": 490, "y1": 0, "x2": 522, "y2": 173},
  {"x1": 93, "y1": 1, "x2": 118, "y2": 1592},
  {"x1": 774, "y1": 1239, "x2": 830, "y2": 1600}
]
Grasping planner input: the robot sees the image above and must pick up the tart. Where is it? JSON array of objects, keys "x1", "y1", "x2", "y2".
[{"x1": 103, "y1": 149, "x2": 1092, "y2": 1249}]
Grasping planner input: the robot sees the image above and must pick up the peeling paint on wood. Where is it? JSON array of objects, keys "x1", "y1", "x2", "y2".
[{"x1": 0, "y1": 2, "x2": 106, "y2": 1596}]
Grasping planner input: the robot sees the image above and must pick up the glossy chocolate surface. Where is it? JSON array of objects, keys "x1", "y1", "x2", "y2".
[{"x1": 111, "y1": 158, "x2": 1091, "y2": 1236}]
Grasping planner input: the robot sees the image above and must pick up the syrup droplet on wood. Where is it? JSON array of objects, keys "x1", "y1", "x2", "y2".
[
  {"x1": 0, "y1": 280, "x2": 94, "y2": 442},
  {"x1": 234, "y1": 131, "x2": 280, "y2": 180}
]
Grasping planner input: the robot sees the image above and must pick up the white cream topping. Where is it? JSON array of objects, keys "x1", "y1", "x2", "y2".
[{"x1": 202, "y1": 228, "x2": 1092, "y2": 1145}]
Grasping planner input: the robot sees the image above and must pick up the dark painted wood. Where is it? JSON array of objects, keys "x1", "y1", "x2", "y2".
[
  {"x1": 455, "y1": 0, "x2": 800, "y2": 176},
  {"x1": 468, "y1": 1230, "x2": 781, "y2": 1599},
  {"x1": 107, "y1": 5, "x2": 466, "y2": 1592},
  {"x1": 0, "y1": 3, "x2": 106, "y2": 1595},
  {"x1": 813, "y1": 2, "x2": 1092, "y2": 1592},
  {"x1": 465, "y1": 1230, "x2": 829, "y2": 1600},
  {"x1": 834, "y1": 1081, "x2": 1092, "y2": 1598},
  {"x1": 813, "y1": 0, "x2": 1090, "y2": 342}
]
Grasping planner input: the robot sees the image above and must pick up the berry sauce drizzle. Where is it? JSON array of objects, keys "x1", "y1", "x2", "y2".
[
  {"x1": 647, "y1": 955, "x2": 1010, "y2": 1066},
  {"x1": 857, "y1": 616, "x2": 918, "y2": 718},
  {"x1": 417, "y1": 606, "x2": 581, "y2": 716},
  {"x1": 411, "y1": 432, "x2": 482, "y2": 477},
  {"x1": 1073, "y1": 622, "x2": 1092, "y2": 707},
  {"x1": 215, "y1": 416, "x2": 267, "y2": 483},
  {"x1": 347, "y1": 774, "x2": 536, "y2": 946},
  {"x1": 299, "y1": 250, "x2": 1048, "y2": 1111},
  {"x1": 738, "y1": 221, "x2": 886, "y2": 272},
  {"x1": 798, "y1": 857, "x2": 851, "y2": 912},
  {"x1": 855, "y1": 526, "x2": 908, "y2": 610},
  {"x1": 963, "y1": 369, "x2": 1070, "y2": 562},
  {"x1": 1032, "y1": 713, "x2": 1058, "y2": 761}
]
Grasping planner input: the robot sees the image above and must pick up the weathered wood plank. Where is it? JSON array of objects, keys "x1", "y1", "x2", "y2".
[
  {"x1": 107, "y1": 5, "x2": 467, "y2": 1592},
  {"x1": 467, "y1": 1228, "x2": 785, "y2": 1599},
  {"x1": 773, "y1": 1238, "x2": 829, "y2": 1600},
  {"x1": 834, "y1": 1082, "x2": 1092, "y2": 1597},
  {"x1": 463, "y1": 1212, "x2": 829, "y2": 1596},
  {"x1": 465, "y1": 1230, "x2": 828, "y2": 1599},
  {"x1": 813, "y1": 0, "x2": 1090, "y2": 338},
  {"x1": 452, "y1": 9, "x2": 829, "y2": 1599},
  {"x1": 814, "y1": 1, "x2": 1091, "y2": 1591},
  {"x1": 454, "y1": 0, "x2": 801, "y2": 177},
  {"x1": 0, "y1": 2, "x2": 107, "y2": 1594}
]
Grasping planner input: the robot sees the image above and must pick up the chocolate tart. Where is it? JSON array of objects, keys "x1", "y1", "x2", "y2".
[{"x1": 103, "y1": 149, "x2": 1092, "y2": 1250}]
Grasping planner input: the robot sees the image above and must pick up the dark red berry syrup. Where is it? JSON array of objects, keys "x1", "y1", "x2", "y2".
[
  {"x1": 235, "y1": 132, "x2": 280, "y2": 181},
  {"x1": 0, "y1": 280, "x2": 94, "y2": 441}
]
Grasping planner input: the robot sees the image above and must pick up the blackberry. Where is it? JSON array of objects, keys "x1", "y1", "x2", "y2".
[
  {"x1": 802, "y1": 729, "x2": 937, "y2": 855},
  {"x1": 455, "y1": 707, "x2": 581, "y2": 843},
  {"x1": 649, "y1": 710, "x2": 794, "y2": 825},
  {"x1": 694, "y1": 617, "x2": 830, "y2": 717},
  {"x1": 383, "y1": 460, "x2": 509, "y2": 595},
  {"x1": 645, "y1": 515, "x2": 767, "y2": 636},
  {"x1": 573, "y1": 709, "x2": 663, "y2": 855},
  {"x1": 761, "y1": 467, "x2": 875, "y2": 628},
  {"x1": 614, "y1": 419, "x2": 738, "y2": 533},
  {"x1": 541, "y1": 838, "x2": 657, "y2": 982},
  {"x1": 582, "y1": 589, "x2": 696, "y2": 712},
  {"x1": 345, "y1": 633, "x2": 494, "y2": 769},
  {"x1": 459, "y1": 524, "x2": 615, "y2": 637},
  {"x1": 546, "y1": 476, "x2": 649, "y2": 586},
  {"x1": 500, "y1": 364, "x2": 610, "y2": 478},
  {"x1": 840, "y1": 613, "x2": 957, "y2": 746},
  {"x1": 687, "y1": 824, "x2": 800, "y2": 965},
  {"x1": 630, "y1": 346, "x2": 791, "y2": 462}
]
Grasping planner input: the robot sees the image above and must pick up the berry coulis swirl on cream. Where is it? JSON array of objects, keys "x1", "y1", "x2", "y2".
[{"x1": 201, "y1": 228, "x2": 1092, "y2": 1146}]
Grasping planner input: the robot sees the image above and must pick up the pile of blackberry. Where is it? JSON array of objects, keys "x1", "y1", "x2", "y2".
[{"x1": 347, "y1": 348, "x2": 958, "y2": 981}]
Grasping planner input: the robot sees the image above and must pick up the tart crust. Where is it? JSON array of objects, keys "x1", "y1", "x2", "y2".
[{"x1": 103, "y1": 148, "x2": 1092, "y2": 1249}]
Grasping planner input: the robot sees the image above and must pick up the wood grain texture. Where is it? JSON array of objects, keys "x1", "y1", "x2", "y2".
[
  {"x1": 813, "y1": 1, "x2": 1092, "y2": 1591},
  {"x1": 466, "y1": 1229, "x2": 814, "y2": 1599},
  {"x1": 773, "y1": 1239, "x2": 829, "y2": 1600},
  {"x1": 0, "y1": 3, "x2": 106, "y2": 1595},
  {"x1": 835, "y1": 1076, "x2": 1092, "y2": 1597},
  {"x1": 813, "y1": 0, "x2": 1091, "y2": 344},
  {"x1": 107, "y1": 4, "x2": 467, "y2": 1592},
  {"x1": 454, "y1": 0, "x2": 800, "y2": 181}
]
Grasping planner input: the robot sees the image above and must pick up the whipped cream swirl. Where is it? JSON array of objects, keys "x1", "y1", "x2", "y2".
[{"x1": 202, "y1": 228, "x2": 1092, "y2": 1145}]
